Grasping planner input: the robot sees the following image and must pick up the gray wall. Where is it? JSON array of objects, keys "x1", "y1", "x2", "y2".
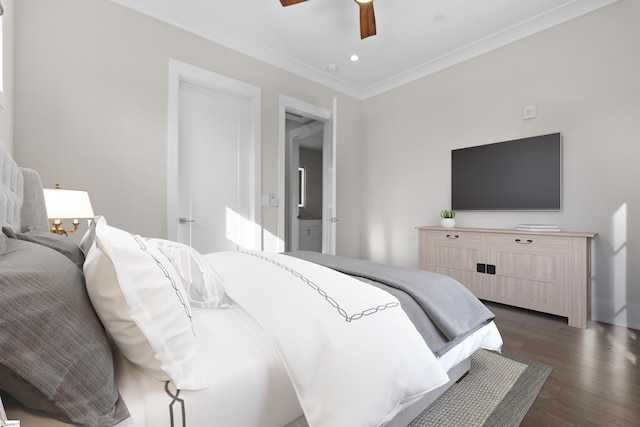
[{"x1": 360, "y1": 0, "x2": 640, "y2": 328}]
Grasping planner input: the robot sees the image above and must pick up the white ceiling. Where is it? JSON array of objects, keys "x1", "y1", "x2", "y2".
[{"x1": 111, "y1": 0, "x2": 618, "y2": 100}]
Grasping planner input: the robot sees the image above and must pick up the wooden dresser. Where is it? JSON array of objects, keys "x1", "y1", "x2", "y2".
[{"x1": 417, "y1": 226, "x2": 597, "y2": 328}]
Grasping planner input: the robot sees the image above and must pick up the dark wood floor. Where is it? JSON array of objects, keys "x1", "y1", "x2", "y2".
[{"x1": 485, "y1": 302, "x2": 640, "y2": 427}]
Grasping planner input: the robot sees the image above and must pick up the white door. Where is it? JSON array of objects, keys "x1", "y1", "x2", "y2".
[
  {"x1": 177, "y1": 82, "x2": 247, "y2": 252},
  {"x1": 167, "y1": 60, "x2": 261, "y2": 253}
]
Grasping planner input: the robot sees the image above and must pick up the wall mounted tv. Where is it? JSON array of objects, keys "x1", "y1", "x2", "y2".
[{"x1": 451, "y1": 133, "x2": 562, "y2": 211}]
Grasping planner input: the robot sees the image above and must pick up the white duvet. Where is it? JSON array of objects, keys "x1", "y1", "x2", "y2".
[{"x1": 205, "y1": 251, "x2": 450, "y2": 427}]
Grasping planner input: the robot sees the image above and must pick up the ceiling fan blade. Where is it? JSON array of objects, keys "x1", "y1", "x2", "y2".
[
  {"x1": 357, "y1": 1, "x2": 377, "y2": 39},
  {"x1": 280, "y1": 0, "x2": 307, "y2": 6}
]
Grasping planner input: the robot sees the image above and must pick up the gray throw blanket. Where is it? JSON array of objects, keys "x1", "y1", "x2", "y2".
[{"x1": 285, "y1": 251, "x2": 494, "y2": 356}]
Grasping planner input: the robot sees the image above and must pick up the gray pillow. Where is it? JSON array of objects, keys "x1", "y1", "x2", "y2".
[
  {"x1": 0, "y1": 236, "x2": 129, "y2": 426},
  {"x1": 2, "y1": 226, "x2": 84, "y2": 269}
]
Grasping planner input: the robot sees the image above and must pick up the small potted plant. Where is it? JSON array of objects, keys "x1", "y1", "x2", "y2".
[{"x1": 440, "y1": 209, "x2": 456, "y2": 228}]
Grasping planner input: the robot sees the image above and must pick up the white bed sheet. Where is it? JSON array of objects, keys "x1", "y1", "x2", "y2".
[
  {"x1": 438, "y1": 321, "x2": 503, "y2": 372},
  {"x1": 113, "y1": 306, "x2": 303, "y2": 427},
  {"x1": 5, "y1": 309, "x2": 502, "y2": 427}
]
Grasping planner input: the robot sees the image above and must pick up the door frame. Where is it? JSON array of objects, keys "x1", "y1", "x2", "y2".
[
  {"x1": 277, "y1": 95, "x2": 336, "y2": 254},
  {"x1": 167, "y1": 59, "x2": 262, "y2": 249}
]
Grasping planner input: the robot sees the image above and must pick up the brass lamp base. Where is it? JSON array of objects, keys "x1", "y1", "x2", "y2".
[{"x1": 50, "y1": 219, "x2": 80, "y2": 236}]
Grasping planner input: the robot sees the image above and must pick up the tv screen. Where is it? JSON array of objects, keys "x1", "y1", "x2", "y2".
[{"x1": 451, "y1": 133, "x2": 562, "y2": 211}]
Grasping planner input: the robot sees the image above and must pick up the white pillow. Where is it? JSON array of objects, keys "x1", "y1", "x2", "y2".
[
  {"x1": 83, "y1": 217, "x2": 203, "y2": 390},
  {"x1": 146, "y1": 238, "x2": 229, "y2": 308}
]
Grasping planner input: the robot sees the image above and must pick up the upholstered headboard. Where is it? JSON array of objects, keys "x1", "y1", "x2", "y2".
[{"x1": 0, "y1": 143, "x2": 49, "y2": 233}]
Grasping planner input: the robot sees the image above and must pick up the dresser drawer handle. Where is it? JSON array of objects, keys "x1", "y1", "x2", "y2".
[
  {"x1": 446, "y1": 234, "x2": 459, "y2": 239},
  {"x1": 515, "y1": 238, "x2": 533, "y2": 244}
]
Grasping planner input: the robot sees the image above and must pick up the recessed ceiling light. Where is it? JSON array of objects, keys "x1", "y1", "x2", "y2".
[
  {"x1": 350, "y1": 54, "x2": 359, "y2": 62},
  {"x1": 326, "y1": 64, "x2": 338, "y2": 72}
]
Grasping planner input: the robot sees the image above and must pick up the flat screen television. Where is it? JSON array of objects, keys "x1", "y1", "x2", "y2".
[{"x1": 451, "y1": 133, "x2": 562, "y2": 211}]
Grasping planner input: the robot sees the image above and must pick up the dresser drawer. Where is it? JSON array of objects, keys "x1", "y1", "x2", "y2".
[
  {"x1": 488, "y1": 234, "x2": 570, "y2": 252},
  {"x1": 423, "y1": 230, "x2": 483, "y2": 244}
]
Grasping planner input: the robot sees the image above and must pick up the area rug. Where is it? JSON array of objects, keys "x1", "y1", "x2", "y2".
[{"x1": 409, "y1": 350, "x2": 552, "y2": 426}]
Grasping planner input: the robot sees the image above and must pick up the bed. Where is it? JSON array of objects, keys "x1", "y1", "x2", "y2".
[{"x1": 0, "y1": 143, "x2": 502, "y2": 427}]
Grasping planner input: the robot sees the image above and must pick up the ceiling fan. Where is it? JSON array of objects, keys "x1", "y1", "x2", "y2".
[{"x1": 280, "y1": 0, "x2": 377, "y2": 40}]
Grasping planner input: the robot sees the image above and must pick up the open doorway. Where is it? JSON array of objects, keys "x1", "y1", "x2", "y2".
[
  {"x1": 288, "y1": 117, "x2": 324, "y2": 252},
  {"x1": 278, "y1": 95, "x2": 337, "y2": 254}
]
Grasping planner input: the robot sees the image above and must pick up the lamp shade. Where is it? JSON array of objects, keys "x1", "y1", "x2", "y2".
[{"x1": 43, "y1": 188, "x2": 95, "y2": 219}]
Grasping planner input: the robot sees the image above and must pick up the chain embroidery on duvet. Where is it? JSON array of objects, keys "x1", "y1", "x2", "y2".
[
  {"x1": 132, "y1": 234, "x2": 195, "y2": 336},
  {"x1": 165, "y1": 381, "x2": 186, "y2": 427},
  {"x1": 238, "y1": 251, "x2": 399, "y2": 322}
]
